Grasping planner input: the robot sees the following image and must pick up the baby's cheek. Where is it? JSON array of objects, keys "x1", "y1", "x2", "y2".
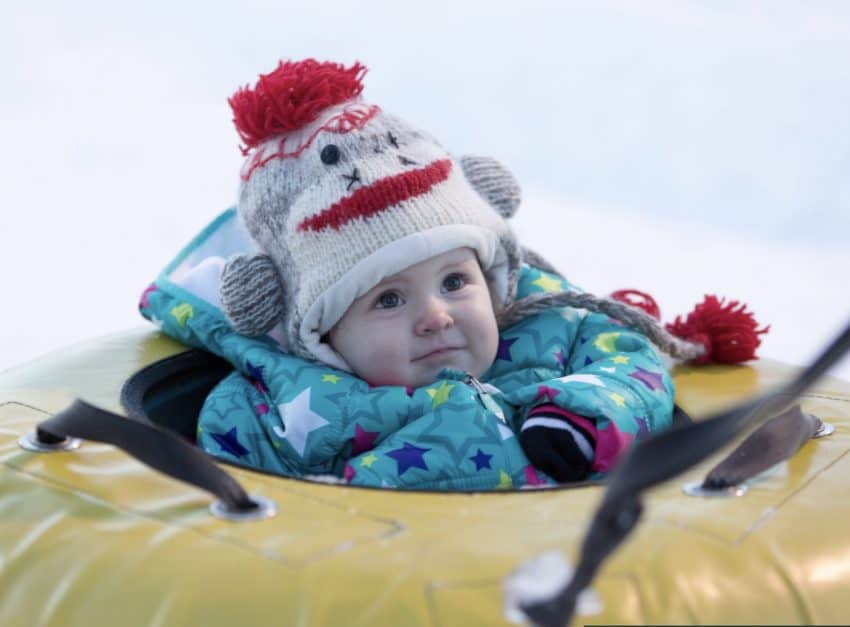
[
  {"x1": 358, "y1": 345, "x2": 410, "y2": 387},
  {"x1": 468, "y1": 304, "x2": 500, "y2": 373}
]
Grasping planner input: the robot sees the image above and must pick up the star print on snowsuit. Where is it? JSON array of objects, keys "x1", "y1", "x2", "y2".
[{"x1": 140, "y1": 222, "x2": 674, "y2": 490}]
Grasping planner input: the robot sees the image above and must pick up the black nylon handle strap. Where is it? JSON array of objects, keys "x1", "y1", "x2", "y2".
[
  {"x1": 702, "y1": 404, "x2": 821, "y2": 489},
  {"x1": 38, "y1": 399, "x2": 257, "y2": 512}
]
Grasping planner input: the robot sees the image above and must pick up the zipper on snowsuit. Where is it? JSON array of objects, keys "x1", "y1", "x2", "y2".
[
  {"x1": 437, "y1": 368, "x2": 507, "y2": 423},
  {"x1": 462, "y1": 373, "x2": 507, "y2": 424}
]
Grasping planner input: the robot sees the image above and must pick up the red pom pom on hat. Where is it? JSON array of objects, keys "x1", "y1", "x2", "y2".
[
  {"x1": 665, "y1": 295, "x2": 770, "y2": 365},
  {"x1": 229, "y1": 59, "x2": 367, "y2": 153}
]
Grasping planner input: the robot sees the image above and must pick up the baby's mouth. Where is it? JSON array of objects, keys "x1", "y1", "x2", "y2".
[{"x1": 414, "y1": 346, "x2": 463, "y2": 362}]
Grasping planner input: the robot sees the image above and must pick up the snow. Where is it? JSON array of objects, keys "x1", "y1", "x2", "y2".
[{"x1": 503, "y1": 549, "x2": 602, "y2": 622}]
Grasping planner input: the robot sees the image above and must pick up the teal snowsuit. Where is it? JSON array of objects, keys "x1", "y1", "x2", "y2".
[{"x1": 140, "y1": 209, "x2": 674, "y2": 490}]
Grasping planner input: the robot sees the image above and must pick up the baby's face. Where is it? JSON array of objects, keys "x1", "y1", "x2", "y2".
[{"x1": 328, "y1": 248, "x2": 499, "y2": 388}]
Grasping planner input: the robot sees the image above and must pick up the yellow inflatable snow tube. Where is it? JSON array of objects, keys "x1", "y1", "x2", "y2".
[{"x1": 1, "y1": 328, "x2": 849, "y2": 626}]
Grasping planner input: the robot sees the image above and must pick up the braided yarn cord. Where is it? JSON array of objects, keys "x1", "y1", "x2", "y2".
[{"x1": 497, "y1": 290, "x2": 707, "y2": 361}]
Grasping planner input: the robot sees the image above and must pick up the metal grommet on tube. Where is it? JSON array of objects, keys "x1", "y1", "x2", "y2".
[
  {"x1": 682, "y1": 480, "x2": 747, "y2": 498},
  {"x1": 813, "y1": 422, "x2": 835, "y2": 438},
  {"x1": 18, "y1": 431, "x2": 82, "y2": 453},
  {"x1": 209, "y1": 494, "x2": 278, "y2": 522}
]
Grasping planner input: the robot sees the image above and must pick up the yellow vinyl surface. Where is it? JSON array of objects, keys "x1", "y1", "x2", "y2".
[{"x1": 1, "y1": 328, "x2": 848, "y2": 626}]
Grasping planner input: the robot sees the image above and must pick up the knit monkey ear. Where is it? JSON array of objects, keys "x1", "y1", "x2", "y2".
[
  {"x1": 459, "y1": 155, "x2": 521, "y2": 219},
  {"x1": 220, "y1": 253, "x2": 286, "y2": 336}
]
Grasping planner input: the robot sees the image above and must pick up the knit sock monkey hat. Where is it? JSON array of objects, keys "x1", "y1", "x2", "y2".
[{"x1": 221, "y1": 59, "x2": 767, "y2": 371}]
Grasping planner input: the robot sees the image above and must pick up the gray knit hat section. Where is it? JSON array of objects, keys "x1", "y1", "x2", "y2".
[
  {"x1": 220, "y1": 253, "x2": 285, "y2": 337},
  {"x1": 460, "y1": 155, "x2": 522, "y2": 219},
  {"x1": 520, "y1": 245, "x2": 563, "y2": 278}
]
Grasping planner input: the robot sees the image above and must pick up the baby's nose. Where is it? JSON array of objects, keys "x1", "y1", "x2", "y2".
[{"x1": 415, "y1": 298, "x2": 454, "y2": 335}]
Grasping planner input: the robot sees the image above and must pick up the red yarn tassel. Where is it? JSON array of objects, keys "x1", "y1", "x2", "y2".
[
  {"x1": 611, "y1": 289, "x2": 770, "y2": 365},
  {"x1": 609, "y1": 289, "x2": 661, "y2": 320},
  {"x1": 665, "y1": 295, "x2": 770, "y2": 365}
]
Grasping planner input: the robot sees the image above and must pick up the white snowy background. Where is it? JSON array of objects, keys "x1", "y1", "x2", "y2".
[{"x1": 2, "y1": 1, "x2": 849, "y2": 382}]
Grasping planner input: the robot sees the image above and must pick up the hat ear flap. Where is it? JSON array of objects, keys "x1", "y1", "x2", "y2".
[
  {"x1": 521, "y1": 245, "x2": 563, "y2": 278},
  {"x1": 459, "y1": 155, "x2": 521, "y2": 218},
  {"x1": 220, "y1": 253, "x2": 286, "y2": 336}
]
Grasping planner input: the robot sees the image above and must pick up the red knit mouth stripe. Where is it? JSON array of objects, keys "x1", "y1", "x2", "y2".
[{"x1": 297, "y1": 158, "x2": 452, "y2": 232}]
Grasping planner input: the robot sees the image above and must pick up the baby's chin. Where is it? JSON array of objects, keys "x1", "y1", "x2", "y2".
[
  {"x1": 357, "y1": 351, "x2": 489, "y2": 389},
  {"x1": 361, "y1": 369, "x2": 446, "y2": 389},
  {"x1": 406, "y1": 354, "x2": 488, "y2": 388},
  {"x1": 365, "y1": 369, "x2": 431, "y2": 389}
]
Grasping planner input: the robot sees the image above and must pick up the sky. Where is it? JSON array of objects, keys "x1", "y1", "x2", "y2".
[{"x1": 2, "y1": 1, "x2": 849, "y2": 383}]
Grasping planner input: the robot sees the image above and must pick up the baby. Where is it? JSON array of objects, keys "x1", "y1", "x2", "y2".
[{"x1": 187, "y1": 59, "x2": 681, "y2": 489}]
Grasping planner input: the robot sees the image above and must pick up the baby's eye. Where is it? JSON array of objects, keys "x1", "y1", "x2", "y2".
[
  {"x1": 375, "y1": 291, "x2": 403, "y2": 309},
  {"x1": 442, "y1": 273, "x2": 466, "y2": 292}
]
